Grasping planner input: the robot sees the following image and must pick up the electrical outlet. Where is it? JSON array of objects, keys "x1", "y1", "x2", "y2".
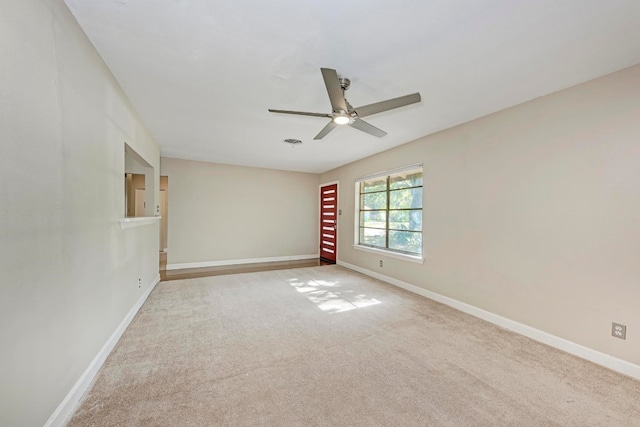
[
  {"x1": 612, "y1": 322, "x2": 626, "y2": 340},
  {"x1": 379, "y1": 260, "x2": 383, "y2": 267},
  {"x1": 138, "y1": 278, "x2": 142, "y2": 289}
]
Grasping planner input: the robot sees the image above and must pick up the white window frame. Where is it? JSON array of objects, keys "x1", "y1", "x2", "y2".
[{"x1": 353, "y1": 163, "x2": 424, "y2": 263}]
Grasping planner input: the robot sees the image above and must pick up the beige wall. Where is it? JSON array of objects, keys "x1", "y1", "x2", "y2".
[
  {"x1": 0, "y1": 1, "x2": 160, "y2": 425},
  {"x1": 321, "y1": 64, "x2": 640, "y2": 367},
  {"x1": 161, "y1": 157, "x2": 319, "y2": 265}
]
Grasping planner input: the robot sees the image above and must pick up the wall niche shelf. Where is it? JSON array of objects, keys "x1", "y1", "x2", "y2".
[{"x1": 118, "y1": 216, "x2": 161, "y2": 229}]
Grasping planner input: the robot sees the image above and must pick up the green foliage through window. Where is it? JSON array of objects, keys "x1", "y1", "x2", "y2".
[{"x1": 358, "y1": 168, "x2": 422, "y2": 256}]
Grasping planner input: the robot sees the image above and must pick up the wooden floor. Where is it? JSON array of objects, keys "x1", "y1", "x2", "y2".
[{"x1": 159, "y1": 252, "x2": 332, "y2": 281}]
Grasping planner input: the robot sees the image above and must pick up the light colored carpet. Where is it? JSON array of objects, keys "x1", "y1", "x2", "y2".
[{"x1": 67, "y1": 265, "x2": 640, "y2": 426}]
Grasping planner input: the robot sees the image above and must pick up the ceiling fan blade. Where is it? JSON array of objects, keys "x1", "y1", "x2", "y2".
[
  {"x1": 314, "y1": 121, "x2": 339, "y2": 140},
  {"x1": 349, "y1": 118, "x2": 387, "y2": 138},
  {"x1": 268, "y1": 109, "x2": 331, "y2": 118},
  {"x1": 354, "y1": 93, "x2": 421, "y2": 118},
  {"x1": 321, "y1": 68, "x2": 348, "y2": 112}
]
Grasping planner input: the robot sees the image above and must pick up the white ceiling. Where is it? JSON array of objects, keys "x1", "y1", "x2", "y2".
[{"x1": 64, "y1": 0, "x2": 640, "y2": 174}]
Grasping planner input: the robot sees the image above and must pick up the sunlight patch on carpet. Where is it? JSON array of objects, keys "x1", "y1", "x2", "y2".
[{"x1": 288, "y1": 278, "x2": 381, "y2": 313}]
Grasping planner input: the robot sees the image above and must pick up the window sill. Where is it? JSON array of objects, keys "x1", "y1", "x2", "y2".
[
  {"x1": 118, "y1": 216, "x2": 161, "y2": 229},
  {"x1": 353, "y1": 244, "x2": 424, "y2": 264}
]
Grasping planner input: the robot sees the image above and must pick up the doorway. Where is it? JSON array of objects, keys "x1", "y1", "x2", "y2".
[
  {"x1": 159, "y1": 176, "x2": 168, "y2": 252},
  {"x1": 319, "y1": 182, "x2": 338, "y2": 263},
  {"x1": 125, "y1": 173, "x2": 147, "y2": 218}
]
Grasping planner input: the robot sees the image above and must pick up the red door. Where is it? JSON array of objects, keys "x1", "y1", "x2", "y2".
[{"x1": 320, "y1": 183, "x2": 338, "y2": 263}]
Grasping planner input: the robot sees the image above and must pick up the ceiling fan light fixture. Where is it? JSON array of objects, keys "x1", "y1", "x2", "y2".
[{"x1": 333, "y1": 115, "x2": 350, "y2": 125}]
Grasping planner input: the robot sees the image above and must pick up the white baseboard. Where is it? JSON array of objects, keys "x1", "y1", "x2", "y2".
[
  {"x1": 45, "y1": 274, "x2": 161, "y2": 427},
  {"x1": 338, "y1": 261, "x2": 640, "y2": 381},
  {"x1": 166, "y1": 254, "x2": 319, "y2": 271}
]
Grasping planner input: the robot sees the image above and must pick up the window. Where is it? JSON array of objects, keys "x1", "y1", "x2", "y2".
[{"x1": 356, "y1": 164, "x2": 423, "y2": 257}]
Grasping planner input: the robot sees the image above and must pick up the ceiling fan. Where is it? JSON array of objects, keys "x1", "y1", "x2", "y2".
[{"x1": 269, "y1": 68, "x2": 421, "y2": 140}]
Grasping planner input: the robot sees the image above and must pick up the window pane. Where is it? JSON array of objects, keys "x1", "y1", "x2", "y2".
[
  {"x1": 361, "y1": 192, "x2": 387, "y2": 210},
  {"x1": 389, "y1": 187, "x2": 422, "y2": 209},
  {"x1": 361, "y1": 178, "x2": 387, "y2": 193},
  {"x1": 360, "y1": 228, "x2": 386, "y2": 248},
  {"x1": 360, "y1": 211, "x2": 386, "y2": 229},
  {"x1": 389, "y1": 210, "x2": 422, "y2": 231},
  {"x1": 389, "y1": 230, "x2": 422, "y2": 254},
  {"x1": 357, "y1": 167, "x2": 423, "y2": 256},
  {"x1": 390, "y1": 170, "x2": 423, "y2": 189}
]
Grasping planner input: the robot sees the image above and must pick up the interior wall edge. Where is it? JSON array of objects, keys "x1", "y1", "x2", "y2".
[
  {"x1": 338, "y1": 261, "x2": 640, "y2": 381},
  {"x1": 44, "y1": 275, "x2": 161, "y2": 427}
]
